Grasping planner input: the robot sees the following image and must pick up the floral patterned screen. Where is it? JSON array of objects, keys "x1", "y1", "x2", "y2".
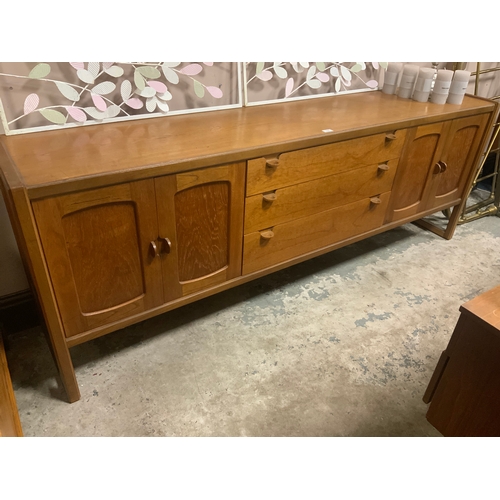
[
  {"x1": 0, "y1": 62, "x2": 241, "y2": 134},
  {"x1": 0, "y1": 62, "x2": 385, "y2": 135},
  {"x1": 244, "y1": 62, "x2": 385, "y2": 105}
]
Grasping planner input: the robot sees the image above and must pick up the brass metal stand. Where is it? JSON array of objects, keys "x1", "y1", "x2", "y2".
[{"x1": 454, "y1": 62, "x2": 500, "y2": 224}]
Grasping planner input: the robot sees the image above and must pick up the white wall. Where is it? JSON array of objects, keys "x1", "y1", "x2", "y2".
[
  {"x1": 0, "y1": 193, "x2": 29, "y2": 296},
  {"x1": 1, "y1": 111, "x2": 31, "y2": 296}
]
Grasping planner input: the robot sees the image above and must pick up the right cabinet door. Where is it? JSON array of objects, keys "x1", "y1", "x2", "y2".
[
  {"x1": 385, "y1": 121, "x2": 450, "y2": 223},
  {"x1": 426, "y1": 114, "x2": 490, "y2": 211},
  {"x1": 386, "y1": 114, "x2": 489, "y2": 223}
]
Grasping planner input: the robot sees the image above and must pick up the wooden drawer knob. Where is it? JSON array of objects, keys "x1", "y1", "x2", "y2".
[
  {"x1": 262, "y1": 191, "x2": 277, "y2": 202},
  {"x1": 149, "y1": 240, "x2": 159, "y2": 258},
  {"x1": 385, "y1": 133, "x2": 397, "y2": 141},
  {"x1": 265, "y1": 158, "x2": 280, "y2": 169},
  {"x1": 370, "y1": 196, "x2": 382, "y2": 205},
  {"x1": 439, "y1": 160, "x2": 448, "y2": 172},
  {"x1": 434, "y1": 162, "x2": 442, "y2": 174},
  {"x1": 378, "y1": 163, "x2": 390, "y2": 172},
  {"x1": 260, "y1": 229, "x2": 275, "y2": 240},
  {"x1": 159, "y1": 237, "x2": 172, "y2": 254}
]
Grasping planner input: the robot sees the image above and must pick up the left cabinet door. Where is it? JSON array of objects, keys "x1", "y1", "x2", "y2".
[{"x1": 32, "y1": 180, "x2": 165, "y2": 338}]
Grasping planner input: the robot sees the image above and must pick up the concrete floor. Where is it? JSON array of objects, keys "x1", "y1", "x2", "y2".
[{"x1": 4, "y1": 209, "x2": 500, "y2": 436}]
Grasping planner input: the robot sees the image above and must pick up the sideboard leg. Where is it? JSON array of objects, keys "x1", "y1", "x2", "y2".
[
  {"x1": 55, "y1": 347, "x2": 80, "y2": 403},
  {"x1": 442, "y1": 204, "x2": 462, "y2": 240},
  {"x1": 43, "y1": 327, "x2": 80, "y2": 403},
  {"x1": 413, "y1": 204, "x2": 461, "y2": 240}
]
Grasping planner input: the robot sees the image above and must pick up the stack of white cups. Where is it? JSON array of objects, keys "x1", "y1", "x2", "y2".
[{"x1": 382, "y1": 64, "x2": 471, "y2": 105}]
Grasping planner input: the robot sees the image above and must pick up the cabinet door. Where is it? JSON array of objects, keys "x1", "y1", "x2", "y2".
[
  {"x1": 33, "y1": 180, "x2": 164, "y2": 337},
  {"x1": 385, "y1": 122, "x2": 451, "y2": 223},
  {"x1": 155, "y1": 163, "x2": 245, "y2": 297},
  {"x1": 427, "y1": 114, "x2": 490, "y2": 210}
]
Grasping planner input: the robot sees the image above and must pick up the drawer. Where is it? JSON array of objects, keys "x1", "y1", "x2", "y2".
[
  {"x1": 246, "y1": 129, "x2": 406, "y2": 196},
  {"x1": 242, "y1": 192, "x2": 391, "y2": 275},
  {"x1": 244, "y1": 159, "x2": 397, "y2": 234}
]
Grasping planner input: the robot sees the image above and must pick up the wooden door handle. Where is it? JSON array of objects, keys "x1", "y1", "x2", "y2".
[
  {"x1": 265, "y1": 158, "x2": 280, "y2": 169},
  {"x1": 149, "y1": 241, "x2": 159, "y2": 258},
  {"x1": 378, "y1": 163, "x2": 390, "y2": 172},
  {"x1": 434, "y1": 163, "x2": 442, "y2": 174},
  {"x1": 370, "y1": 196, "x2": 382, "y2": 205},
  {"x1": 260, "y1": 229, "x2": 275, "y2": 240},
  {"x1": 159, "y1": 237, "x2": 172, "y2": 254},
  {"x1": 439, "y1": 160, "x2": 448, "y2": 172},
  {"x1": 385, "y1": 133, "x2": 397, "y2": 141},
  {"x1": 262, "y1": 191, "x2": 277, "y2": 202}
]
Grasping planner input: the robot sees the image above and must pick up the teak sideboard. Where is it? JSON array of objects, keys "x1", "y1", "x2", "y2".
[{"x1": 0, "y1": 91, "x2": 497, "y2": 403}]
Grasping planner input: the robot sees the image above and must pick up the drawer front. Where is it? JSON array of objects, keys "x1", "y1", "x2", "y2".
[
  {"x1": 244, "y1": 159, "x2": 397, "y2": 234},
  {"x1": 242, "y1": 192, "x2": 391, "y2": 275},
  {"x1": 246, "y1": 130, "x2": 406, "y2": 196}
]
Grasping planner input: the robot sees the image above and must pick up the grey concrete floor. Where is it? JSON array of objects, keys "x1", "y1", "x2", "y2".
[{"x1": 4, "y1": 208, "x2": 500, "y2": 436}]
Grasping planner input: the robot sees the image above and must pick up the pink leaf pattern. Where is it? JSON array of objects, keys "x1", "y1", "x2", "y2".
[
  {"x1": 366, "y1": 80, "x2": 379, "y2": 88},
  {"x1": 70, "y1": 62, "x2": 84, "y2": 69},
  {"x1": 256, "y1": 70, "x2": 273, "y2": 81},
  {"x1": 91, "y1": 93, "x2": 107, "y2": 111},
  {"x1": 147, "y1": 80, "x2": 168, "y2": 93},
  {"x1": 66, "y1": 106, "x2": 87, "y2": 123},
  {"x1": 125, "y1": 98, "x2": 144, "y2": 110},
  {"x1": 203, "y1": 62, "x2": 214, "y2": 66},
  {"x1": 206, "y1": 86, "x2": 223, "y2": 98},
  {"x1": 179, "y1": 64, "x2": 203, "y2": 76},
  {"x1": 102, "y1": 62, "x2": 114, "y2": 70},
  {"x1": 23, "y1": 93, "x2": 39, "y2": 115},
  {"x1": 285, "y1": 78, "x2": 294, "y2": 97},
  {"x1": 316, "y1": 72, "x2": 329, "y2": 83}
]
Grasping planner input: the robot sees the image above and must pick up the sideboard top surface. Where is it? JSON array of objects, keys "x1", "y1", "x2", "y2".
[{"x1": 0, "y1": 91, "x2": 496, "y2": 198}]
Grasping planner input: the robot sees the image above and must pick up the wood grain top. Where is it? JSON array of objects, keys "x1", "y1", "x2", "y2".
[
  {"x1": 461, "y1": 285, "x2": 500, "y2": 331},
  {"x1": 0, "y1": 91, "x2": 496, "y2": 198}
]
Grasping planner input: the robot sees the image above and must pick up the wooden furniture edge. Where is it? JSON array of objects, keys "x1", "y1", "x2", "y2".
[
  {"x1": 0, "y1": 331, "x2": 23, "y2": 437},
  {"x1": 422, "y1": 350, "x2": 450, "y2": 404},
  {"x1": 423, "y1": 281, "x2": 500, "y2": 405},
  {"x1": 0, "y1": 146, "x2": 80, "y2": 402}
]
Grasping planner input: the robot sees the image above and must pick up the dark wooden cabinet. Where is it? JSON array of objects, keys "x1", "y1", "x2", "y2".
[
  {"x1": 1, "y1": 91, "x2": 496, "y2": 402},
  {"x1": 424, "y1": 285, "x2": 500, "y2": 436}
]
